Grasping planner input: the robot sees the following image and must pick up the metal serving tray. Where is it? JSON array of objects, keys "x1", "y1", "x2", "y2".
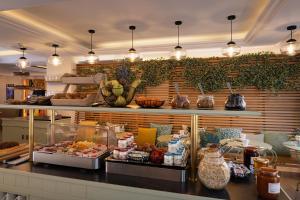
[
  {"x1": 33, "y1": 151, "x2": 110, "y2": 169},
  {"x1": 105, "y1": 156, "x2": 188, "y2": 182}
]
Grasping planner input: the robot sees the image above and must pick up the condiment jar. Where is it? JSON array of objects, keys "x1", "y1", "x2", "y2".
[
  {"x1": 197, "y1": 95, "x2": 214, "y2": 109},
  {"x1": 164, "y1": 153, "x2": 174, "y2": 165},
  {"x1": 253, "y1": 157, "x2": 269, "y2": 174},
  {"x1": 257, "y1": 167, "x2": 280, "y2": 199},
  {"x1": 118, "y1": 138, "x2": 127, "y2": 149},
  {"x1": 124, "y1": 136, "x2": 132, "y2": 146},
  {"x1": 244, "y1": 146, "x2": 259, "y2": 173},
  {"x1": 168, "y1": 141, "x2": 177, "y2": 153}
]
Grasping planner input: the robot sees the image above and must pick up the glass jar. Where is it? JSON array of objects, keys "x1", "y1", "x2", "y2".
[
  {"x1": 198, "y1": 147, "x2": 230, "y2": 190},
  {"x1": 225, "y1": 93, "x2": 246, "y2": 110},
  {"x1": 164, "y1": 153, "x2": 174, "y2": 165},
  {"x1": 171, "y1": 95, "x2": 190, "y2": 109},
  {"x1": 168, "y1": 141, "x2": 177, "y2": 153},
  {"x1": 257, "y1": 167, "x2": 280, "y2": 200},
  {"x1": 253, "y1": 157, "x2": 269, "y2": 174},
  {"x1": 118, "y1": 138, "x2": 127, "y2": 149},
  {"x1": 244, "y1": 146, "x2": 259, "y2": 172},
  {"x1": 197, "y1": 95, "x2": 214, "y2": 109}
]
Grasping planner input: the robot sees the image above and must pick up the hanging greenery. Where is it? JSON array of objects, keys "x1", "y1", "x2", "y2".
[{"x1": 77, "y1": 53, "x2": 300, "y2": 92}]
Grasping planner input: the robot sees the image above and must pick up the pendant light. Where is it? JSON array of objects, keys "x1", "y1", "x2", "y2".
[
  {"x1": 222, "y1": 15, "x2": 241, "y2": 57},
  {"x1": 173, "y1": 20, "x2": 186, "y2": 60},
  {"x1": 48, "y1": 44, "x2": 63, "y2": 66},
  {"x1": 16, "y1": 47, "x2": 30, "y2": 70},
  {"x1": 280, "y1": 25, "x2": 299, "y2": 56},
  {"x1": 128, "y1": 25, "x2": 138, "y2": 62},
  {"x1": 87, "y1": 29, "x2": 97, "y2": 64}
]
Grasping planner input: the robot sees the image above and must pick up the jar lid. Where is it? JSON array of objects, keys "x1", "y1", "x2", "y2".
[
  {"x1": 259, "y1": 167, "x2": 278, "y2": 176},
  {"x1": 164, "y1": 153, "x2": 173, "y2": 156},
  {"x1": 119, "y1": 149, "x2": 128, "y2": 152},
  {"x1": 169, "y1": 141, "x2": 176, "y2": 144},
  {"x1": 119, "y1": 138, "x2": 126, "y2": 140}
]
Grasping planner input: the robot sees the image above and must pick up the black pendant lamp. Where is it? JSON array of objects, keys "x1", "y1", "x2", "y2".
[
  {"x1": 173, "y1": 20, "x2": 186, "y2": 60},
  {"x1": 128, "y1": 25, "x2": 138, "y2": 62},
  {"x1": 222, "y1": 15, "x2": 241, "y2": 57},
  {"x1": 280, "y1": 25, "x2": 299, "y2": 56},
  {"x1": 48, "y1": 44, "x2": 63, "y2": 66},
  {"x1": 87, "y1": 29, "x2": 97, "y2": 64}
]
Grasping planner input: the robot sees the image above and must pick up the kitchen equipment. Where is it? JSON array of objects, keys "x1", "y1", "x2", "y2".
[{"x1": 224, "y1": 82, "x2": 246, "y2": 110}]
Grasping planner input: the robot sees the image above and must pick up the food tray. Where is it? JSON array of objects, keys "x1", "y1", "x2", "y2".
[
  {"x1": 51, "y1": 94, "x2": 97, "y2": 106},
  {"x1": 33, "y1": 151, "x2": 110, "y2": 169},
  {"x1": 135, "y1": 99, "x2": 165, "y2": 108},
  {"x1": 105, "y1": 156, "x2": 188, "y2": 182},
  {"x1": 61, "y1": 73, "x2": 104, "y2": 85}
]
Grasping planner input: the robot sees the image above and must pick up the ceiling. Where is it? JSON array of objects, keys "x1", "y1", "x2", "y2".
[{"x1": 0, "y1": 0, "x2": 299, "y2": 74}]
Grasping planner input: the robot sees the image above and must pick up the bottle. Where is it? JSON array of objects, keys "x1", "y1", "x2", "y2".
[{"x1": 257, "y1": 167, "x2": 280, "y2": 199}]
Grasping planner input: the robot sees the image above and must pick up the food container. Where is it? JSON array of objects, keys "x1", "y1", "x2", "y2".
[
  {"x1": 119, "y1": 149, "x2": 128, "y2": 160},
  {"x1": 113, "y1": 148, "x2": 120, "y2": 159},
  {"x1": 101, "y1": 79, "x2": 141, "y2": 107},
  {"x1": 197, "y1": 95, "x2": 214, "y2": 109},
  {"x1": 244, "y1": 146, "x2": 259, "y2": 173},
  {"x1": 168, "y1": 141, "x2": 177, "y2": 153},
  {"x1": 135, "y1": 96, "x2": 165, "y2": 108},
  {"x1": 171, "y1": 95, "x2": 190, "y2": 109},
  {"x1": 51, "y1": 93, "x2": 97, "y2": 106},
  {"x1": 174, "y1": 153, "x2": 183, "y2": 165},
  {"x1": 164, "y1": 153, "x2": 174, "y2": 165},
  {"x1": 225, "y1": 93, "x2": 246, "y2": 110},
  {"x1": 257, "y1": 167, "x2": 280, "y2": 199},
  {"x1": 118, "y1": 138, "x2": 127, "y2": 149},
  {"x1": 128, "y1": 151, "x2": 150, "y2": 162},
  {"x1": 198, "y1": 147, "x2": 230, "y2": 189},
  {"x1": 253, "y1": 157, "x2": 269, "y2": 174}
]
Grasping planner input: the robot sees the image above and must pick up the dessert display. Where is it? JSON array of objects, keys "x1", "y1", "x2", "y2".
[
  {"x1": 198, "y1": 146, "x2": 230, "y2": 190},
  {"x1": 51, "y1": 92, "x2": 97, "y2": 106},
  {"x1": 100, "y1": 78, "x2": 141, "y2": 107},
  {"x1": 135, "y1": 96, "x2": 165, "y2": 108},
  {"x1": 34, "y1": 141, "x2": 107, "y2": 158},
  {"x1": 33, "y1": 123, "x2": 111, "y2": 169}
]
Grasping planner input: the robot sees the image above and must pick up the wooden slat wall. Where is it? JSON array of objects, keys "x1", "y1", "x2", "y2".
[{"x1": 75, "y1": 58, "x2": 300, "y2": 134}]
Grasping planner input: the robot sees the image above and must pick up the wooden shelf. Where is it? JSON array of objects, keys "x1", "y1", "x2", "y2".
[{"x1": 0, "y1": 104, "x2": 261, "y2": 117}]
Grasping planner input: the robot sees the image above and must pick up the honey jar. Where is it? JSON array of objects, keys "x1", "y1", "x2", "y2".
[{"x1": 257, "y1": 167, "x2": 280, "y2": 199}]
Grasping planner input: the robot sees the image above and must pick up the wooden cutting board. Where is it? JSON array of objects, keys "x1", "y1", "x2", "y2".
[{"x1": 0, "y1": 144, "x2": 29, "y2": 161}]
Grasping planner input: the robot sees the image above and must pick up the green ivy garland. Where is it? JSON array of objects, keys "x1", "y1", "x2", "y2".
[{"x1": 77, "y1": 53, "x2": 300, "y2": 92}]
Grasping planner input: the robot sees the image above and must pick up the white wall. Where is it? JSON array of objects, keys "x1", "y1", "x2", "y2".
[{"x1": 0, "y1": 75, "x2": 23, "y2": 104}]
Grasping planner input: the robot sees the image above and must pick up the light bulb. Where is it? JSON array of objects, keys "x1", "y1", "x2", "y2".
[
  {"x1": 48, "y1": 54, "x2": 62, "y2": 66},
  {"x1": 87, "y1": 51, "x2": 97, "y2": 64},
  {"x1": 128, "y1": 48, "x2": 138, "y2": 62},
  {"x1": 222, "y1": 42, "x2": 241, "y2": 57},
  {"x1": 173, "y1": 46, "x2": 186, "y2": 60},
  {"x1": 16, "y1": 57, "x2": 30, "y2": 69},
  {"x1": 287, "y1": 43, "x2": 296, "y2": 56}
]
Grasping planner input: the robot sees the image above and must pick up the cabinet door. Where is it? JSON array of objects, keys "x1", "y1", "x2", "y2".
[{"x1": 2, "y1": 127, "x2": 24, "y2": 143}]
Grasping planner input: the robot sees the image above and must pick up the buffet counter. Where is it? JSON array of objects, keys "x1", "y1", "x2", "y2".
[{"x1": 0, "y1": 162, "x2": 289, "y2": 200}]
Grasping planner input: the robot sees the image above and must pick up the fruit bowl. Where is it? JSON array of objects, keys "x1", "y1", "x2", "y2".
[
  {"x1": 100, "y1": 79, "x2": 141, "y2": 107},
  {"x1": 135, "y1": 96, "x2": 165, "y2": 108}
]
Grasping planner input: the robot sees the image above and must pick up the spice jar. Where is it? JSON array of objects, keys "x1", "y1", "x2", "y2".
[
  {"x1": 197, "y1": 95, "x2": 214, "y2": 109},
  {"x1": 171, "y1": 95, "x2": 190, "y2": 109},
  {"x1": 257, "y1": 167, "x2": 280, "y2": 199},
  {"x1": 244, "y1": 146, "x2": 259, "y2": 173},
  {"x1": 198, "y1": 147, "x2": 230, "y2": 190}
]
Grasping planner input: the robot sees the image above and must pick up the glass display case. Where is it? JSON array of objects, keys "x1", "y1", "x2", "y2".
[{"x1": 33, "y1": 123, "x2": 116, "y2": 169}]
